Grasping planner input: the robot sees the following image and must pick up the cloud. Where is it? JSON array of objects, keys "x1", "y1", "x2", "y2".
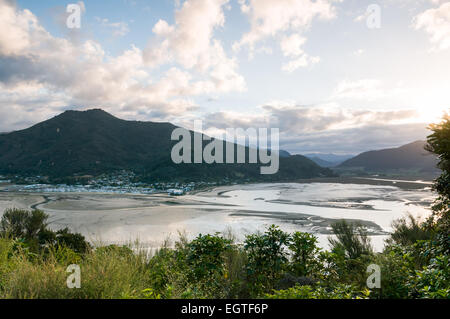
[
  {"x1": 280, "y1": 122, "x2": 430, "y2": 154},
  {"x1": 97, "y1": 18, "x2": 130, "y2": 37},
  {"x1": 414, "y1": 2, "x2": 450, "y2": 50},
  {"x1": 143, "y1": 0, "x2": 245, "y2": 93},
  {"x1": 0, "y1": 0, "x2": 245, "y2": 131},
  {"x1": 201, "y1": 102, "x2": 423, "y2": 154},
  {"x1": 235, "y1": 0, "x2": 336, "y2": 51},
  {"x1": 233, "y1": 0, "x2": 337, "y2": 70},
  {"x1": 353, "y1": 49, "x2": 364, "y2": 56},
  {"x1": 332, "y1": 79, "x2": 385, "y2": 101},
  {"x1": 279, "y1": 33, "x2": 320, "y2": 72}
]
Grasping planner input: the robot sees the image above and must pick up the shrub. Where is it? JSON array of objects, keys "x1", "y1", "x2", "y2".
[
  {"x1": 266, "y1": 284, "x2": 366, "y2": 299},
  {"x1": 244, "y1": 225, "x2": 291, "y2": 296},
  {"x1": 289, "y1": 232, "x2": 321, "y2": 277},
  {"x1": 329, "y1": 220, "x2": 373, "y2": 260},
  {"x1": 0, "y1": 209, "x2": 48, "y2": 241},
  {"x1": 186, "y1": 234, "x2": 232, "y2": 282},
  {"x1": 388, "y1": 214, "x2": 434, "y2": 247}
]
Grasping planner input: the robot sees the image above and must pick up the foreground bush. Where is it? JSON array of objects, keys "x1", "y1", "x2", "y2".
[{"x1": 0, "y1": 218, "x2": 448, "y2": 299}]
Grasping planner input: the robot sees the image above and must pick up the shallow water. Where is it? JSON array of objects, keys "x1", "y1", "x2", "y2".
[
  {"x1": 180, "y1": 183, "x2": 434, "y2": 250},
  {"x1": 0, "y1": 182, "x2": 435, "y2": 252}
]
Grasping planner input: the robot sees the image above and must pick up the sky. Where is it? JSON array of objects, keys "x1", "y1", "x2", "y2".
[{"x1": 0, "y1": 0, "x2": 449, "y2": 154}]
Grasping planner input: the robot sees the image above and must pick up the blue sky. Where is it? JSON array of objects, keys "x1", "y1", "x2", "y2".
[{"x1": 1, "y1": 0, "x2": 449, "y2": 154}]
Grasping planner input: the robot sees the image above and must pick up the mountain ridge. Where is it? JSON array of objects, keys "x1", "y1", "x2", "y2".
[
  {"x1": 0, "y1": 109, "x2": 333, "y2": 182},
  {"x1": 337, "y1": 140, "x2": 439, "y2": 176}
]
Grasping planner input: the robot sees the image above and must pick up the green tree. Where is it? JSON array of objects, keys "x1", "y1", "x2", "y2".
[
  {"x1": 289, "y1": 232, "x2": 321, "y2": 277},
  {"x1": 54, "y1": 228, "x2": 90, "y2": 254},
  {"x1": 426, "y1": 115, "x2": 450, "y2": 253},
  {"x1": 186, "y1": 233, "x2": 232, "y2": 282},
  {"x1": 0, "y1": 209, "x2": 48, "y2": 241},
  {"x1": 329, "y1": 220, "x2": 373, "y2": 260},
  {"x1": 244, "y1": 225, "x2": 291, "y2": 296},
  {"x1": 388, "y1": 214, "x2": 434, "y2": 247}
]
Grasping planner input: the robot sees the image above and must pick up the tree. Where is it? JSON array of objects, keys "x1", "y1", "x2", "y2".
[
  {"x1": 54, "y1": 228, "x2": 90, "y2": 254},
  {"x1": 388, "y1": 214, "x2": 434, "y2": 247},
  {"x1": 329, "y1": 220, "x2": 373, "y2": 260},
  {"x1": 289, "y1": 232, "x2": 321, "y2": 277},
  {"x1": 425, "y1": 114, "x2": 450, "y2": 253},
  {"x1": 244, "y1": 225, "x2": 291, "y2": 295},
  {"x1": 0, "y1": 208, "x2": 90, "y2": 255},
  {"x1": 186, "y1": 233, "x2": 232, "y2": 282},
  {"x1": 0, "y1": 208, "x2": 48, "y2": 241}
]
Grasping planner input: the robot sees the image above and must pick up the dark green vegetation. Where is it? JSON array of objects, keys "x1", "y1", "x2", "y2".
[
  {"x1": 0, "y1": 109, "x2": 333, "y2": 183},
  {"x1": 0, "y1": 115, "x2": 448, "y2": 299},
  {"x1": 337, "y1": 141, "x2": 440, "y2": 177}
]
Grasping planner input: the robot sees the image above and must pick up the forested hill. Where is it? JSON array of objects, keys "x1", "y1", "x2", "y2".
[
  {"x1": 338, "y1": 141, "x2": 439, "y2": 175},
  {"x1": 0, "y1": 109, "x2": 333, "y2": 182}
]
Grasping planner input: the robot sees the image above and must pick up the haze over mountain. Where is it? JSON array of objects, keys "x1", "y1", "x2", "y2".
[
  {"x1": 306, "y1": 157, "x2": 338, "y2": 168},
  {"x1": 304, "y1": 153, "x2": 354, "y2": 168},
  {"x1": 338, "y1": 141, "x2": 440, "y2": 176},
  {"x1": 0, "y1": 109, "x2": 333, "y2": 183}
]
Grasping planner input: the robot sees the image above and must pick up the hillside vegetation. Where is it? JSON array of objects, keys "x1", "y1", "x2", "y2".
[
  {"x1": 338, "y1": 141, "x2": 439, "y2": 177},
  {"x1": 0, "y1": 109, "x2": 333, "y2": 183}
]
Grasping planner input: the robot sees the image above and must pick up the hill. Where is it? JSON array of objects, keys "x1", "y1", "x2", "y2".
[
  {"x1": 0, "y1": 109, "x2": 333, "y2": 183},
  {"x1": 306, "y1": 157, "x2": 337, "y2": 168},
  {"x1": 337, "y1": 141, "x2": 439, "y2": 176},
  {"x1": 304, "y1": 153, "x2": 354, "y2": 167}
]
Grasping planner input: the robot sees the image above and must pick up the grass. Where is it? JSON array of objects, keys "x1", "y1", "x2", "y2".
[
  {"x1": 0, "y1": 240, "x2": 152, "y2": 299},
  {"x1": 0, "y1": 219, "x2": 447, "y2": 299}
]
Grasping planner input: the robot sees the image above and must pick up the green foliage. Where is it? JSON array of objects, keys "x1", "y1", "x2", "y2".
[
  {"x1": 266, "y1": 284, "x2": 366, "y2": 299},
  {"x1": 186, "y1": 234, "x2": 232, "y2": 281},
  {"x1": 183, "y1": 234, "x2": 233, "y2": 298},
  {"x1": 411, "y1": 254, "x2": 449, "y2": 298},
  {"x1": 244, "y1": 225, "x2": 291, "y2": 295},
  {"x1": 147, "y1": 247, "x2": 178, "y2": 298},
  {"x1": 0, "y1": 208, "x2": 90, "y2": 255},
  {"x1": 329, "y1": 220, "x2": 373, "y2": 260},
  {"x1": 388, "y1": 214, "x2": 434, "y2": 247},
  {"x1": 53, "y1": 228, "x2": 91, "y2": 254},
  {"x1": 426, "y1": 114, "x2": 450, "y2": 251},
  {"x1": 374, "y1": 245, "x2": 416, "y2": 298},
  {"x1": 0, "y1": 208, "x2": 48, "y2": 241},
  {"x1": 289, "y1": 232, "x2": 321, "y2": 277}
]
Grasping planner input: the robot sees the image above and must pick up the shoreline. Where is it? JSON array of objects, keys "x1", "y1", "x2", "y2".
[{"x1": 0, "y1": 179, "x2": 433, "y2": 252}]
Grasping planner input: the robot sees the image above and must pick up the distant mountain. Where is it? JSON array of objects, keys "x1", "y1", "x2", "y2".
[
  {"x1": 279, "y1": 150, "x2": 291, "y2": 158},
  {"x1": 0, "y1": 109, "x2": 333, "y2": 182},
  {"x1": 304, "y1": 153, "x2": 354, "y2": 167},
  {"x1": 307, "y1": 157, "x2": 336, "y2": 168},
  {"x1": 338, "y1": 141, "x2": 439, "y2": 175}
]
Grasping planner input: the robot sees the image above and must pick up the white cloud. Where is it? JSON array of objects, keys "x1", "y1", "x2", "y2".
[
  {"x1": 353, "y1": 49, "x2": 364, "y2": 56},
  {"x1": 282, "y1": 55, "x2": 320, "y2": 73},
  {"x1": 279, "y1": 34, "x2": 319, "y2": 72},
  {"x1": 280, "y1": 34, "x2": 306, "y2": 57},
  {"x1": 144, "y1": 0, "x2": 245, "y2": 92},
  {"x1": 97, "y1": 18, "x2": 130, "y2": 37},
  {"x1": 0, "y1": 1, "x2": 39, "y2": 56},
  {"x1": 200, "y1": 101, "x2": 427, "y2": 153},
  {"x1": 0, "y1": 0, "x2": 246, "y2": 131},
  {"x1": 414, "y1": 2, "x2": 450, "y2": 50},
  {"x1": 204, "y1": 102, "x2": 419, "y2": 133},
  {"x1": 202, "y1": 102, "x2": 424, "y2": 153},
  {"x1": 233, "y1": 0, "x2": 337, "y2": 71},
  {"x1": 235, "y1": 0, "x2": 336, "y2": 51},
  {"x1": 332, "y1": 79, "x2": 385, "y2": 101}
]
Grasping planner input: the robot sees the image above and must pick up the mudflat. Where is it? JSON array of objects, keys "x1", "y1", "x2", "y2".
[{"x1": 0, "y1": 179, "x2": 434, "y2": 251}]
